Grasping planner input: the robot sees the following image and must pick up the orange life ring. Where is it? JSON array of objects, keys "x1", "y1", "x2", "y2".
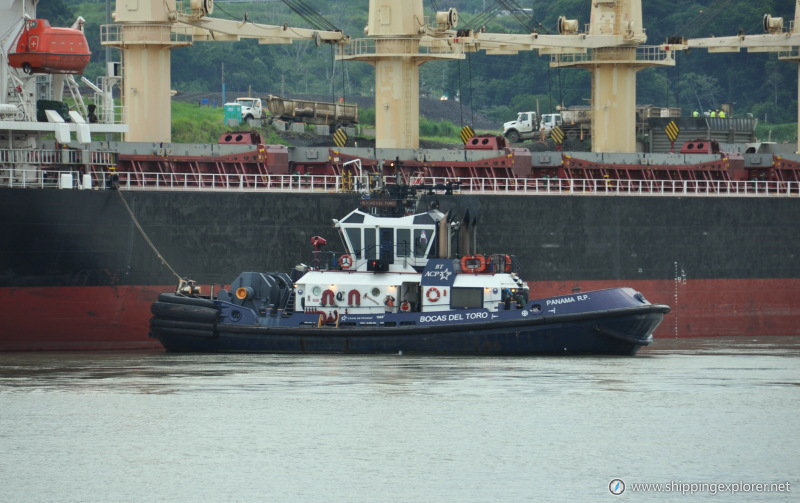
[
  {"x1": 426, "y1": 287, "x2": 441, "y2": 302},
  {"x1": 400, "y1": 301, "x2": 411, "y2": 312},
  {"x1": 460, "y1": 254, "x2": 486, "y2": 273},
  {"x1": 338, "y1": 254, "x2": 353, "y2": 269}
]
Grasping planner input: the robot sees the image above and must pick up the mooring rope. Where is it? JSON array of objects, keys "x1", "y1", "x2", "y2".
[{"x1": 115, "y1": 189, "x2": 183, "y2": 282}]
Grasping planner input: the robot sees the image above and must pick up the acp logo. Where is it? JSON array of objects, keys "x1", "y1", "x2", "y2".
[{"x1": 609, "y1": 478, "x2": 625, "y2": 495}]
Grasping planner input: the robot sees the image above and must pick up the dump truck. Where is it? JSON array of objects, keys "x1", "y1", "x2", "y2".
[{"x1": 266, "y1": 94, "x2": 358, "y2": 128}]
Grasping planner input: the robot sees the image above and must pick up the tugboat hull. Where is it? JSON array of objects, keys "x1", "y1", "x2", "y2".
[{"x1": 150, "y1": 292, "x2": 669, "y2": 356}]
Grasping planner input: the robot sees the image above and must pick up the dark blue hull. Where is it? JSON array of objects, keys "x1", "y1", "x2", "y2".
[{"x1": 150, "y1": 293, "x2": 669, "y2": 355}]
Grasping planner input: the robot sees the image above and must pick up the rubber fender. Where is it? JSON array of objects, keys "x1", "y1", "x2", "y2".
[
  {"x1": 151, "y1": 326, "x2": 216, "y2": 339},
  {"x1": 150, "y1": 317, "x2": 215, "y2": 332},
  {"x1": 150, "y1": 301, "x2": 219, "y2": 322},
  {"x1": 157, "y1": 293, "x2": 217, "y2": 308}
]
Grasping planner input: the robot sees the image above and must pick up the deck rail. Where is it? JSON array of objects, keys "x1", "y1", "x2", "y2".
[{"x1": 1, "y1": 168, "x2": 798, "y2": 196}]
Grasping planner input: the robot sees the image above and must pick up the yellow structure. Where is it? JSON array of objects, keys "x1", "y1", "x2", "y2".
[
  {"x1": 546, "y1": 0, "x2": 678, "y2": 153},
  {"x1": 102, "y1": 0, "x2": 346, "y2": 142},
  {"x1": 688, "y1": 1, "x2": 800, "y2": 153},
  {"x1": 101, "y1": 0, "x2": 190, "y2": 143},
  {"x1": 338, "y1": 1, "x2": 462, "y2": 149}
]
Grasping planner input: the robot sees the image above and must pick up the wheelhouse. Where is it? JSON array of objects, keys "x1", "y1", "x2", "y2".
[{"x1": 334, "y1": 209, "x2": 444, "y2": 272}]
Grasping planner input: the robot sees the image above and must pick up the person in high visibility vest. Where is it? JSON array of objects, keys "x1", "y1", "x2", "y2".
[
  {"x1": 719, "y1": 110, "x2": 727, "y2": 118},
  {"x1": 710, "y1": 110, "x2": 717, "y2": 118},
  {"x1": 692, "y1": 110, "x2": 699, "y2": 117}
]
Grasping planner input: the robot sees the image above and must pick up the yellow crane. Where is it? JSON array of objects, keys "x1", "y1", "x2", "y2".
[
  {"x1": 340, "y1": 0, "x2": 682, "y2": 152},
  {"x1": 101, "y1": 0, "x2": 347, "y2": 142},
  {"x1": 688, "y1": 1, "x2": 800, "y2": 153}
]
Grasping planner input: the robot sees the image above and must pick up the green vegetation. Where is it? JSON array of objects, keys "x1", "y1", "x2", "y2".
[
  {"x1": 171, "y1": 102, "x2": 288, "y2": 144},
  {"x1": 170, "y1": 101, "x2": 465, "y2": 144},
  {"x1": 419, "y1": 116, "x2": 461, "y2": 140},
  {"x1": 171, "y1": 102, "x2": 228, "y2": 143},
  {"x1": 755, "y1": 123, "x2": 797, "y2": 144}
]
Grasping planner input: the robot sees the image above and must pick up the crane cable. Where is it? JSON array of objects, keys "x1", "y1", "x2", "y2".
[{"x1": 280, "y1": 0, "x2": 339, "y2": 32}]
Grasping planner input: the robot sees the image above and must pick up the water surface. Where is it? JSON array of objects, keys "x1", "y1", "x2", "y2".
[{"x1": 1, "y1": 337, "x2": 798, "y2": 502}]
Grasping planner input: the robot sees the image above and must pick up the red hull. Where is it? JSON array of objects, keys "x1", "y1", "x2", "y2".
[
  {"x1": 1, "y1": 278, "x2": 798, "y2": 351},
  {"x1": 0, "y1": 285, "x2": 166, "y2": 351}
]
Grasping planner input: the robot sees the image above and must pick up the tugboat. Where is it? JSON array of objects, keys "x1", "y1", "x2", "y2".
[{"x1": 149, "y1": 184, "x2": 670, "y2": 355}]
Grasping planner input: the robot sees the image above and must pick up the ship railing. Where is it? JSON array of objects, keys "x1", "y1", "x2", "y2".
[
  {"x1": 116, "y1": 171, "x2": 342, "y2": 192},
  {"x1": 404, "y1": 176, "x2": 800, "y2": 196},
  {"x1": 550, "y1": 45, "x2": 676, "y2": 66},
  {"x1": 0, "y1": 148, "x2": 117, "y2": 166},
  {"x1": 101, "y1": 23, "x2": 193, "y2": 47},
  {"x1": 3, "y1": 169, "x2": 799, "y2": 196},
  {"x1": 339, "y1": 37, "x2": 465, "y2": 59}
]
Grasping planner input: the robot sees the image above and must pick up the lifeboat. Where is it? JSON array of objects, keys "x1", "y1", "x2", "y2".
[{"x1": 8, "y1": 19, "x2": 91, "y2": 75}]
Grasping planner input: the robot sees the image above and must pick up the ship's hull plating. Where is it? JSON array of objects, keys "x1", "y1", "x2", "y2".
[
  {"x1": 1, "y1": 188, "x2": 798, "y2": 350},
  {"x1": 155, "y1": 310, "x2": 666, "y2": 356},
  {"x1": 149, "y1": 291, "x2": 669, "y2": 356}
]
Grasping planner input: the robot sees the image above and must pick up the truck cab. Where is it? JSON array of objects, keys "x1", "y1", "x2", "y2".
[
  {"x1": 503, "y1": 111, "x2": 538, "y2": 143},
  {"x1": 539, "y1": 113, "x2": 562, "y2": 133},
  {"x1": 236, "y1": 97, "x2": 263, "y2": 122}
]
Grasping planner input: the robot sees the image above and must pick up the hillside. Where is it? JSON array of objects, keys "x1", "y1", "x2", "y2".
[{"x1": 41, "y1": 1, "x2": 799, "y2": 134}]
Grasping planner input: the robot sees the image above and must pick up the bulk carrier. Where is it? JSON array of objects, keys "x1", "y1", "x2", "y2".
[{"x1": 1, "y1": 0, "x2": 799, "y2": 350}]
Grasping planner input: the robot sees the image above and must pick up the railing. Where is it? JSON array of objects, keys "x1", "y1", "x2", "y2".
[
  {"x1": 779, "y1": 46, "x2": 800, "y2": 59},
  {"x1": 551, "y1": 45, "x2": 676, "y2": 65},
  {"x1": 2, "y1": 169, "x2": 798, "y2": 196},
  {"x1": 118, "y1": 172, "x2": 342, "y2": 192},
  {"x1": 0, "y1": 149, "x2": 116, "y2": 167},
  {"x1": 339, "y1": 37, "x2": 464, "y2": 58},
  {"x1": 100, "y1": 23, "x2": 193, "y2": 46}
]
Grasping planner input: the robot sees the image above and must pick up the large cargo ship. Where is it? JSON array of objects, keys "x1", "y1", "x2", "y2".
[
  {"x1": 1, "y1": 151, "x2": 799, "y2": 351},
  {"x1": 1, "y1": 0, "x2": 799, "y2": 351}
]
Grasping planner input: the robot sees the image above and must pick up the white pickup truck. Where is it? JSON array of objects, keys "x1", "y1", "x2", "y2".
[{"x1": 503, "y1": 111, "x2": 567, "y2": 143}]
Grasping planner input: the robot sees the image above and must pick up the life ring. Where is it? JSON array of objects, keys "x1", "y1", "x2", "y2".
[
  {"x1": 321, "y1": 289, "x2": 335, "y2": 306},
  {"x1": 338, "y1": 254, "x2": 353, "y2": 269},
  {"x1": 426, "y1": 287, "x2": 441, "y2": 302},
  {"x1": 400, "y1": 301, "x2": 411, "y2": 312},
  {"x1": 460, "y1": 254, "x2": 486, "y2": 273}
]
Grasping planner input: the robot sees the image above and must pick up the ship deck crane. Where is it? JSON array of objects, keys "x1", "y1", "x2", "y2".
[
  {"x1": 461, "y1": 0, "x2": 683, "y2": 153},
  {"x1": 101, "y1": 0, "x2": 347, "y2": 143},
  {"x1": 687, "y1": 1, "x2": 800, "y2": 153},
  {"x1": 339, "y1": 0, "x2": 682, "y2": 152}
]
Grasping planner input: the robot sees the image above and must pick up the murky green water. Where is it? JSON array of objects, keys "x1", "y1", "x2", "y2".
[{"x1": 1, "y1": 337, "x2": 798, "y2": 502}]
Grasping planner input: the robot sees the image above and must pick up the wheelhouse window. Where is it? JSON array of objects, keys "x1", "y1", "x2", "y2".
[
  {"x1": 414, "y1": 228, "x2": 434, "y2": 257},
  {"x1": 397, "y1": 229, "x2": 411, "y2": 257},
  {"x1": 365, "y1": 228, "x2": 377, "y2": 260},
  {"x1": 344, "y1": 228, "x2": 362, "y2": 258}
]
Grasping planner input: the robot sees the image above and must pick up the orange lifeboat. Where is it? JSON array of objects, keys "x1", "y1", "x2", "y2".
[{"x1": 8, "y1": 19, "x2": 91, "y2": 75}]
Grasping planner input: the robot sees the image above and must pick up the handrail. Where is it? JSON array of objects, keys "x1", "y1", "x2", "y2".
[
  {"x1": 551, "y1": 45, "x2": 677, "y2": 65},
  {"x1": 1, "y1": 168, "x2": 798, "y2": 196}
]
